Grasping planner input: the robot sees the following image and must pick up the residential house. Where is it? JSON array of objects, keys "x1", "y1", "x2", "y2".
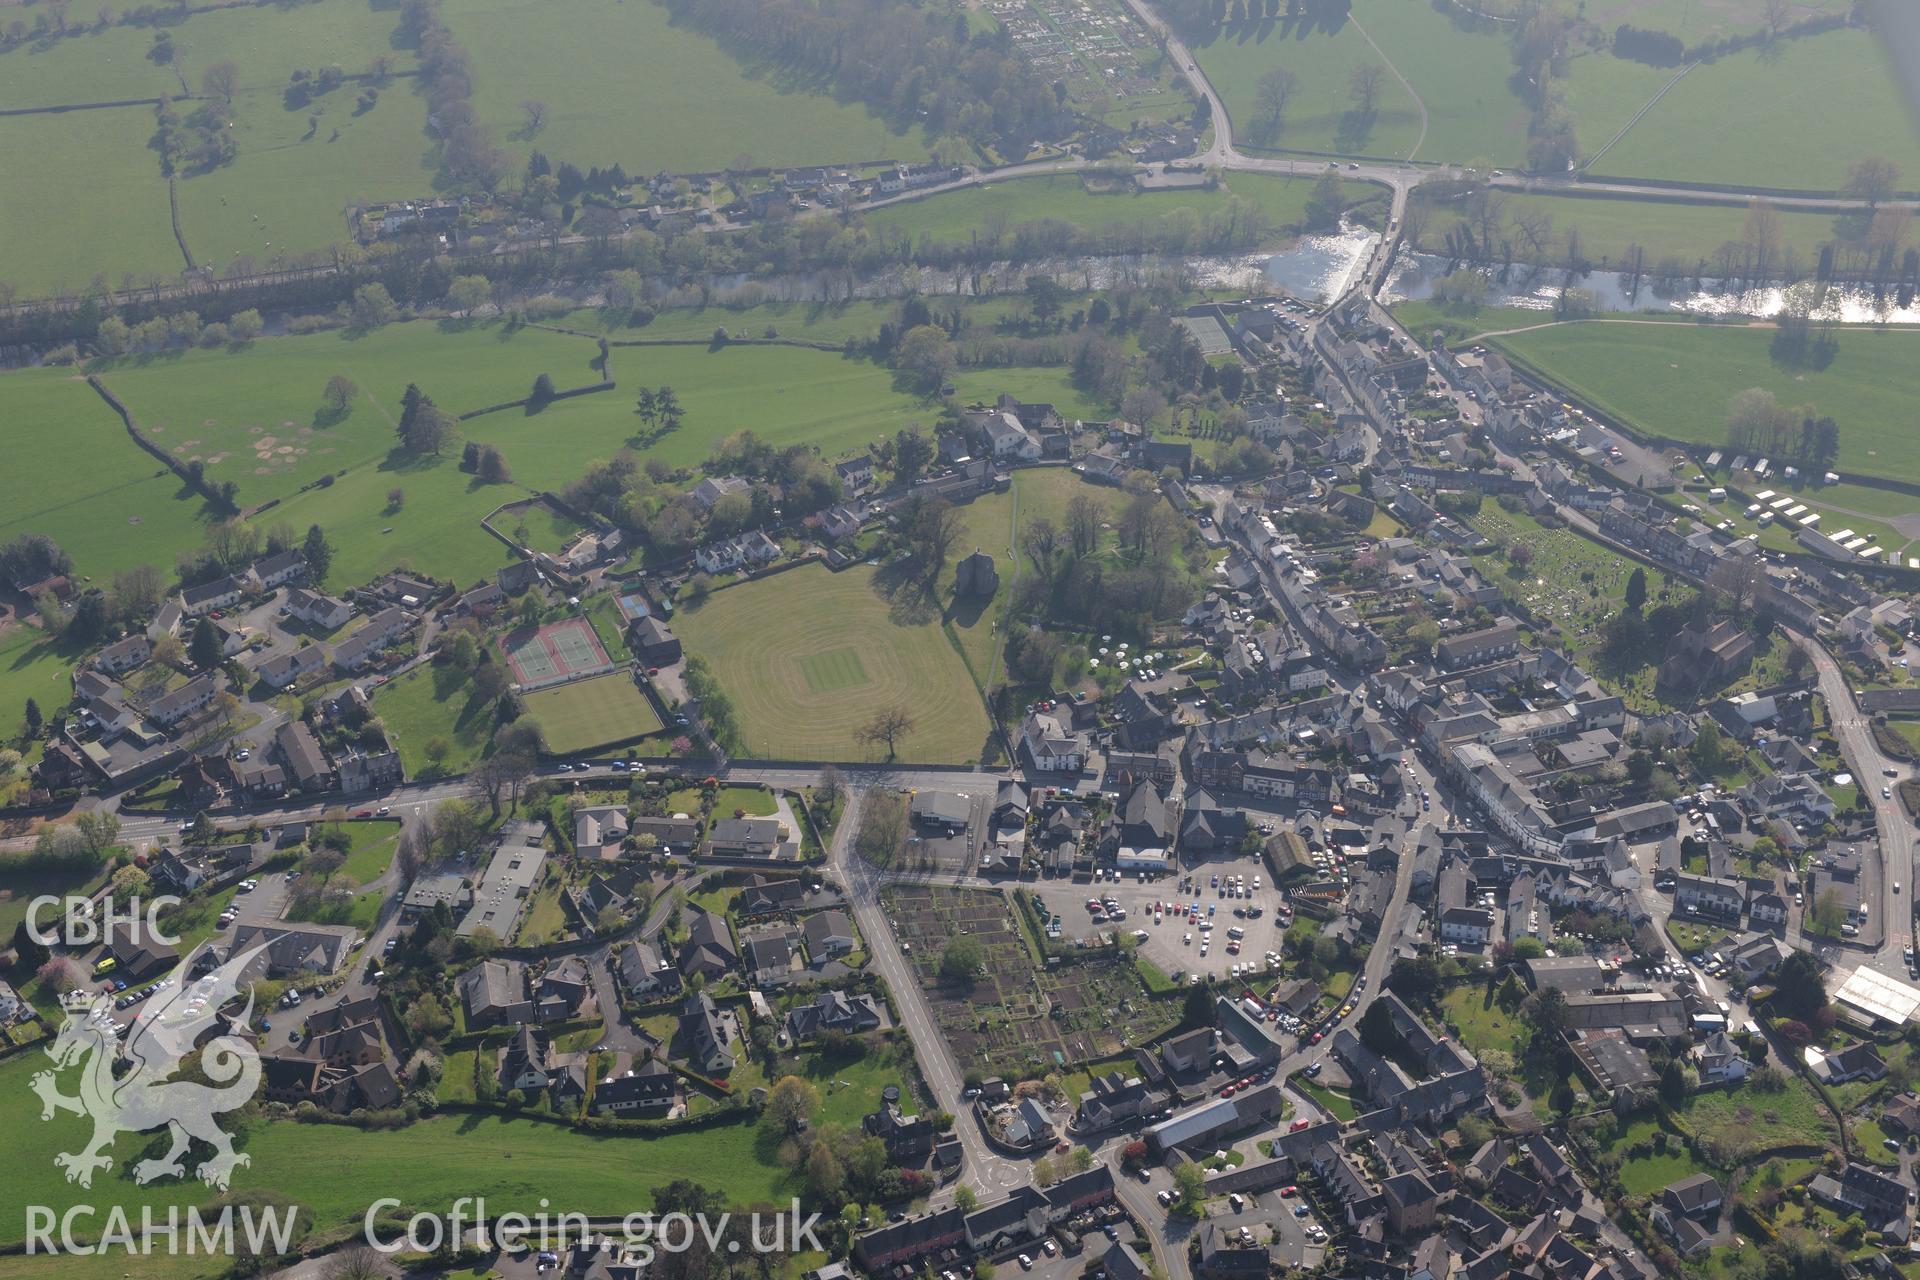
[
  {"x1": 500, "y1": 1025, "x2": 552, "y2": 1092},
  {"x1": 591, "y1": 1059, "x2": 679, "y2": 1118},
  {"x1": 148, "y1": 673, "x2": 221, "y2": 728},
  {"x1": 1694, "y1": 1031, "x2": 1751, "y2": 1083},
  {"x1": 785, "y1": 990, "x2": 883, "y2": 1040},
  {"x1": 275, "y1": 720, "x2": 334, "y2": 792},
  {"x1": 802, "y1": 909, "x2": 855, "y2": 958},
  {"x1": 695, "y1": 530, "x2": 780, "y2": 575},
  {"x1": 615, "y1": 941, "x2": 682, "y2": 999},
  {"x1": 330, "y1": 606, "x2": 410, "y2": 672},
  {"x1": 680, "y1": 905, "x2": 738, "y2": 978},
  {"x1": 679, "y1": 992, "x2": 735, "y2": 1075},
  {"x1": 247, "y1": 549, "x2": 307, "y2": 590},
  {"x1": 94, "y1": 634, "x2": 151, "y2": 675},
  {"x1": 1812, "y1": 1041, "x2": 1888, "y2": 1086},
  {"x1": 181, "y1": 574, "x2": 249, "y2": 616},
  {"x1": 1021, "y1": 710, "x2": 1089, "y2": 772}
]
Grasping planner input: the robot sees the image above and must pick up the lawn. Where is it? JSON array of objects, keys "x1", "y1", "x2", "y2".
[
  {"x1": 0, "y1": 621, "x2": 92, "y2": 742},
  {"x1": 0, "y1": 1051, "x2": 795, "y2": 1247},
  {"x1": 1618, "y1": 1143, "x2": 1711, "y2": 1196},
  {"x1": 1594, "y1": 28, "x2": 1920, "y2": 191},
  {"x1": 1184, "y1": 8, "x2": 1423, "y2": 160},
  {"x1": 1296, "y1": 1078, "x2": 1357, "y2": 1122},
  {"x1": 372, "y1": 665, "x2": 500, "y2": 777},
  {"x1": 1439, "y1": 984, "x2": 1528, "y2": 1060},
  {"x1": 94, "y1": 321, "x2": 603, "y2": 507},
  {"x1": 0, "y1": 856, "x2": 100, "y2": 943},
  {"x1": 945, "y1": 365, "x2": 1114, "y2": 424},
  {"x1": 523, "y1": 673, "x2": 663, "y2": 754},
  {"x1": 326, "y1": 819, "x2": 403, "y2": 885},
  {"x1": 709, "y1": 786, "x2": 778, "y2": 818},
  {"x1": 674, "y1": 563, "x2": 991, "y2": 764},
  {"x1": 1491, "y1": 321, "x2": 1920, "y2": 485},
  {"x1": 464, "y1": 344, "x2": 922, "y2": 490},
  {"x1": 0, "y1": 369, "x2": 221, "y2": 586},
  {"x1": 0, "y1": 110, "x2": 182, "y2": 297},
  {"x1": 441, "y1": 0, "x2": 928, "y2": 175},
  {"x1": 866, "y1": 173, "x2": 1377, "y2": 244}
]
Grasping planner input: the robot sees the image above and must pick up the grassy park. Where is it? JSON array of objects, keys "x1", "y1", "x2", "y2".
[
  {"x1": 674, "y1": 563, "x2": 992, "y2": 763},
  {"x1": 523, "y1": 673, "x2": 663, "y2": 754},
  {"x1": 373, "y1": 664, "x2": 502, "y2": 777},
  {"x1": 1491, "y1": 321, "x2": 1920, "y2": 484}
]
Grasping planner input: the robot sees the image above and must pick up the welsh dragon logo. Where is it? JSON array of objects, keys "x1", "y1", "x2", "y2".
[{"x1": 31, "y1": 943, "x2": 268, "y2": 1190}]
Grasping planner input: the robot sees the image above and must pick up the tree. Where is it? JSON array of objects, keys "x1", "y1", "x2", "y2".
[
  {"x1": 854, "y1": 790, "x2": 908, "y2": 866},
  {"x1": 201, "y1": 59, "x2": 238, "y2": 104},
  {"x1": 229, "y1": 309, "x2": 262, "y2": 341},
  {"x1": 1624, "y1": 566, "x2": 1647, "y2": 612},
  {"x1": 424, "y1": 737, "x2": 451, "y2": 766},
  {"x1": 1251, "y1": 68, "x2": 1297, "y2": 142},
  {"x1": 530, "y1": 373, "x2": 556, "y2": 407},
  {"x1": 1844, "y1": 157, "x2": 1900, "y2": 208},
  {"x1": 23, "y1": 697, "x2": 42, "y2": 737},
  {"x1": 1065, "y1": 494, "x2": 1102, "y2": 559},
  {"x1": 1172, "y1": 1159, "x2": 1207, "y2": 1213},
  {"x1": 857, "y1": 706, "x2": 915, "y2": 760},
  {"x1": 446, "y1": 274, "x2": 491, "y2": 314},
  {"x1": 905, "y1": 495, "x2": 963, "y2": 583},
  {"x1": 894, "y1": 324, "x2": 956, "y2": 394},
  {"x1": 1809, "y1": 887, "x2": 1848, "y2": 940},
  {"x1": 1626, "y1": 750, "x2": 1654, "y2": 784},
  {"x1": 1348, "y1": 62, "x2": 1387, "y2": 114},
  {"x1": 478, "y1": 445, "x2": 512, "y2": 483},
  {"x1": 766, "y1": 1075, "x2": 822, "y2": 1133},
  {"x1": 302, "y1": 525, "x2": 333, "y2": 586},
  {"x1": 74, "y1": 811, "x2": 121, "y2": 859},
  {"x1": 894, "y1": 427, "x2": 936, "y2": 484},
  {"x1": 1303, "y1": 170, "x2": 1347, "y2": 230},
  {"x1": 954, "y1": 1185, "x2": 978, "y2": 1212},
  {"x1": 36, "y1": 956, "x2": 85, "y2": 995},
  {"x1": 520, "y1": 99, "x2": 548, "y2": 133},
  {"x1": 110, "y1": 564, "x2": 163, "y2": 624},
  {"x1": 189, "y1": 618, "x2": 225, "y2": 670},
  {"x1": 349, "y1": 283, "x2": 397, "y2": 330},
  {"x1": 387, "y1": 487, "x2": 406, "y2": 512},
  {"x1": 940, "y1": 934, "x2": 984, "y2": 982},
  {"x1": 320, "y1": 375, "x2": 357, "y2": 420},
  {"x1": 1774, "y1": 948, "x2": 1827, "y2": 1020}
]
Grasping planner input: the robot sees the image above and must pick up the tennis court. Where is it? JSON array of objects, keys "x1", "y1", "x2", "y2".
[
  {"x1": 1175, "y1": 315, "x2": 1232, "y2": 356},
  {"x1": 499, "y1": 616, "x2": 614, "y2": 688}
]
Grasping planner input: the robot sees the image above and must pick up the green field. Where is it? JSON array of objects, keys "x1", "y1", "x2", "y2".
[
  {"x1": 1186, "y1": 9, "x2": 1423, "y2": 160},
  {"x1": 0, "y1": 1049, "x2": 794, "y2": 1247},
  {"x1": 1348, "y1": 0, "x2": 1531, "y2": 165},
  {"x1": 1491, "y1": 321, "x2": 1920, "y2": 483},
  {"x1": 0, "y1": 110, "x2": 182, "y2": 296},
  {"x1": 0, "y1": 370, "x2": 218, "y2": 584},
  {"x1": 442, "y1": 0, "x2": 927, "y2": 175},
  {"x1": 523, "y1": 673, "x2": 663, "y2": 753},
  {"x1": 674, "y1": 563, "x2": 991, "y2": 763},
  {"x1": 866, "y1": 172, "x2": 1376, "y2": 244},
  {"x1": 467, "y1": 344, "x2": 921, "y2": 490},
  {"x1": 1593, "y1": 29, "x2": 1920, "y2": 191},
  {"x1": 96, "y1": 321, "x2": 602, "y2": 504}
]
